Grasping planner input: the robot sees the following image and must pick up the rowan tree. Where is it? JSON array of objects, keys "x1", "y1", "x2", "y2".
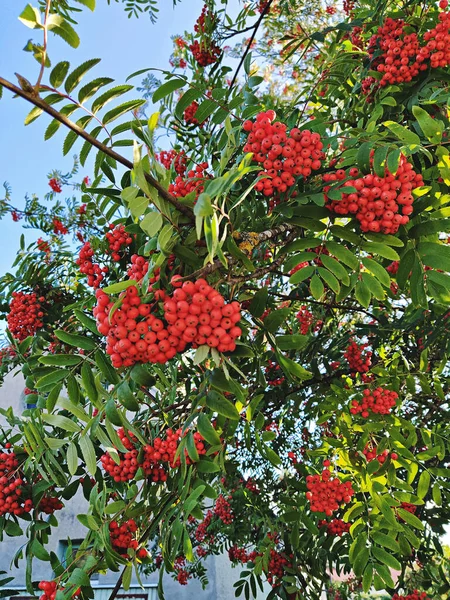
[{"x1": 1, "y1": 1, "x2": 450, "y2": 599}]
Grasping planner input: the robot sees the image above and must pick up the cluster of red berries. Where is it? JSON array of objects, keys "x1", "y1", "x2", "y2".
[
  {"x1": 156, "y1": 149, "x2": 187, "y2": 176},
  {"x1": 190, "y1": 40, "x2": 221, "y2": 66},
  {"x1": 214, "y1": 494, "x2": 233, "y2": 524},
  {"x1": 318, "y1": 518, "x2": 351, "y2": 536},
  {"x1": 144, "y1": 428, "x2": 206, "y2": 470},
  {"x1": 94, "y1": 278, "x2": 242, "y2": 368},
  {"x1": 38, "y1": 581, "x2": 58, "y2": 600},
  {"x1": 387, "y1": 260, "x2": 399, "y2": 274},
  {"x1": 351, "y1": 387, "x2": 398, "y2": 417},
  {"x1": 48, "y1": 178, "x2": 62, "y2": 193},
  {"x1": 127, "y1": 254, "x2": 150, "y2": 282},
  {"x1": 184, "y1": 101, "x2": 206, "y2": 127},
  {"x1": 109, "y1": 519, "x2": 139, "y2": 554},
  {"x1": 0, "y1": 450, "x2": 32, "y2": 517},
  {"x1": 37, "y1": 238, "x2": 50, "y2": 253},
  {"x1": 344, "y1": 340, "x2": 372, "y2": 373},
  {"x1": 266, "y1": 548, "x2": 292, "y2": 587},
  {"x1": 243, "y1": 110, "x2": 324, "y2": 197},
  {"x1": 174, "y1": 556, "x2": 191, "y2": 585},
  {"x1": 168, "y1": 162, "x2": 210, "y2": 201},
  {"x1": 296, "y1": 306, "x2": 314, "y2": 334},
  {"x1": 228, "y1": 545, "x2": 258, "y2": 564},
  {"x1": 326, "y1": 5, "x2": 337, "y2": 14},
  {"x1": 194, "y1": 5, "x2": 216, "y2": 34},
  {"x1": 7, "y1": 291, "x2": 44, "y2": 340},
  {"x1": 195, "y1": 510, "x2": 214, "y2": 543},
  {"x1": 363, "y1": 7, "x2": 450, "y2": 96},
  {"x1": 306, "y1": 468, "x2": 355, "y2": 516},
  {"x1": 343, "y1": 0, "x2": 355, "y2": 15},
  {"x1": 392, "y1": 592, "x2": 429, "y2": 600},
  {"x1": 363, "y1": 444, "x2": 398, "y2": 464},
  {"x1": 101, "y1": 428, "x2": 140, "y2": 482},
  {"x1": 52, "y1": 218, "x2": 68, "y2": 235},
  {"x1": 400, "y1": 502, "x2": 417, "y2": 515},
  {"x1": 245, "y1": 478, "x2": 259, "y2": 494},
  {"x1": 76, "y1": 242, "x2": 107, "y2": 288},
  {"x1": 39, "y1": 494, "x2": 64, "y2": 514},
  {"x1": 105, "y1": 224, "x2": 133, "y2": 261},
  {"x1": 324, "y1": 157, "x2": 423, "y2": 234},
  {"x1": 11, "y1": 211, "x2": 21, "y2": 222}
]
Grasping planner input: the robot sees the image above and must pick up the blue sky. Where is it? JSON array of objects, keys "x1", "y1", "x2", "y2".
[{"x1": 0, "y1": 0, "x2": 207, "y2": 275}]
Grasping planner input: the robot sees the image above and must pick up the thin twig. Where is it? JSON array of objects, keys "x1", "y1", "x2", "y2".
[
  {"x1": 0, "y1": 75, "x2": 194, "y2": 221},
  {"x1": 228, "y1": 0, "x2": 274, "y2": 91},
  {"x1": 35, "y1": 0, "x2": 52, "y2": 91}
]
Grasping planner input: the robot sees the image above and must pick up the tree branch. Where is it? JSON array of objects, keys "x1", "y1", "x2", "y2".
[
  {"x1": 0, "y1": 75, "x2": 194, "y2": 221},
  {"x1": 228, "y1": 0, "x2": 274, "y2": 90}
]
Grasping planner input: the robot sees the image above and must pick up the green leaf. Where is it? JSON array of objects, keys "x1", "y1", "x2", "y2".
[
  {"x1": 289, "y1": 265, "x2": 315, "y2": 284},
  {"x1": 140, "y1": 211, "x2": 163, "y2": 237},
  {"x1": 356, "y1": 142, "x2": 372, "y2": 174},
  {"x1": 417, "y1": 470, "x2": 430, "y2": 500},
  {"x1": 31, "y1": 539, "x2": 50, "y2": 561},
  {"x1": 49, "y1": 61, "x2": 70, "y2": 87},
  {"x1": 65, "y1": 58, "x2": 101, "y2": 94},
  {"x1": 19, "y1": 4, "x2": 41, "y2": 28},
  {"x1": 39, "y1": 355, "x2": 82, "y2": 367},
  {"x1": 362, "y1": 242, "x2": 400, "y2": 261},
  {"x1": 116, "y1": 381, "x2": 140, "y2": 412},
  {"x1": 419, "y1": 242, "x2": 450, "y2": 271},
  {"x1": 194, "y1": 99, "x2": 217, "y2": 123},
  {"x1": 310, "y1": 274, "x2": 324, "y2": 299},
  {"x1": 412, "y1": 105, "x2": 443, "y2": 144},
  {"x1": 79, "y1": 434, "x2": 97, "y2": 475},
  {"x1": 51, "y1": 19, "x2": 80, "y2": 48},
  {"x1": 95, "y1": 350, "x2": 120, "y2": 384},
  {"x1": 275, "y1": 335, "x2": 309, "y2": 351},
  {"x1": 75, "y1": 0, "x2": 96, "y2": 10},
  {"x1": 67, "y1": 442, "x2": 78, "y2": 476},
  {"x1": 42, "y1": 414, "x2": 81, "y2": 433},
  {"x1": 372, "y1": 546, "x2": 401, "y2": 571},
  {"x1": 102, "y1": 99, "x2": 146, "y2": 124},
  {"x1": 277, "y1": 355, "x2": 312, "y2": 381},
  {"x1": 263, "y1": 308, "x2": 291, "y2": 333},
  {"x1": 196, "y1": 458, "x2": 221, "y2": 473},
  {"x1": 193, "y1": 345, "x2": 209, "y2": 365},
  {"x1": 326, "y1": 241, "x2": 359, "y2": 270},
  {"x1": 197, "y1": 414, "x2": 222, "y2": 446},
  {"x1": 102, "y1": 280, "x2": 137, "y2": 294},
  {"x1": 54, "y1": 330, "x2": 97, "y2": 351},
  {"x1": 249, "y1": 287, "x2": 268, "y2": 318},
  {"x1": 361, "y1": 257, "x2": 390, "y2": 287},
  {"x1": 383, "y1": 121, "x2": 420, "y2": 145},
  {"x1": 152, "y1": 78, "x2": 187, "y2": 103},
  {"x1": 81, "y1": 362, "x2": 98, "y2": 403},
  {"x1": 361, "y1": 272, "x2": 385, "y2": 300},
  {"x1": 206, "y1": 391, "x2": 240, "y2": 420},
  {"x1": 36, "y1": 369, "x2": 70, "y2": 390},
  {"x1": 397, "y1": 508, "x2": 424, "y2": 530},
  {"x1": 78, "y1": 77, "x2": 114, "y2": 103},
  {"x1": 91, "y1": 84, "x2": 134, "y2": 113},
  {"x1": 318, "y1": 267, "x2": 340, "y2": 294},
  {"x1": 320, "y1": 254, "x2": 350, "y2": 285},
  {"x1": 362, "y1": 564, "x2": 373, "y2": 593},
  {"x1": 372, "y1": 532, "x2": 400, "y2": 552}
]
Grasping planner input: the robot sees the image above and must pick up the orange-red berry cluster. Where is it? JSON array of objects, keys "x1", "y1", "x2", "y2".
[
  {"x1": 94, "y1": 278, "x2": 242, "y2": 368},
  {"x1": 106, "y1": 224, "x2": 133, "y2": 261},
  {"x1": 228, "y1": 546, "x2": 258, "y2": 563},
  {"x1": 363, "y1": 9, "x2": 450, "y2": 96},
  {"x1": 318, "y1": 518, "x2": 351, "y2": 536},
  {"x1": 306, "y1": 468, "x2": 354, "y2": 516},
  {"x1": 190, "y1": 40, "x2": 221, "y2": 66},
  {"x1": 351, "y1": 387, "x2": 398, "y2": 418},
  {"x1": 168, "y1": 162, "x2": 209, "y2": 200},
  {"x1": 344, "y1": 340, "x2": 372, "y2": 373},
  {"x1": 101, "y1": 428, "x2": 140, "y2": 482},
  {"x1": 243, "y1": 110, "x2": 324, "y2": 197},
  {"x1": 49, "y1": 178, "x2": 62, "y2": 193},
  {"x1": 392, "y1": 592, "x2": 429, "y2": 600},
  {"x1": 326, "y1": 5, "x2": 337, "y2": 15},
  {"x1": 7, "y1": 291, "x2": 44, "y2": 341},
  {"x1": 265, "y1": 360, "x2": 285, "y2": 386},
  {"x1": 194, "y1": 5, "x2": 216, "y2": 34},
  {"x1": 39, "y1": 494, "x2": 64, "y2": 514},
  {"x1": 76, "y1": 242, "x2": 108, "y2": 288},
  {"x1": 266, "y1": 548, "x2": 292, "y2": 587},
  {"x1": 324, "y1": 157, "x2": 423, "y2": 234},
  {"x1": 38, "y1": 581, "x2": 58, "y2": 600},
  {"x1": 52, "y1": 218, "x2": 68, "y2": 235},
  {"x1": 156, "y1": 149, "x2": 187, "y2": 176},
  {"x1": 400, "y1": 502, "x2": 417, "y2": 515},
  {"x1": 363, "y1": 444, "x2": 397, "y2": 464},
  {"x1": 0, "y1": 450, "x2": 33, "y2": 517},
  {"x1": 127, "y1": 254, "x2": 150, "y2": 282},
  {"x1": 214, "y1": 494, "x2": 233, "y2": 524},
  {"x1": 37, "y1": 238, "x2": 50, "y2": 253},
  {"x1": 184, "y1": 101, "x2": 206, "y2": 127},
  {"x1": 109, "y1": 519, "x2": 139, "y2": 554},
  {"x1": 296, "y1": 305, "x2": 314, "y2": 335}
]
